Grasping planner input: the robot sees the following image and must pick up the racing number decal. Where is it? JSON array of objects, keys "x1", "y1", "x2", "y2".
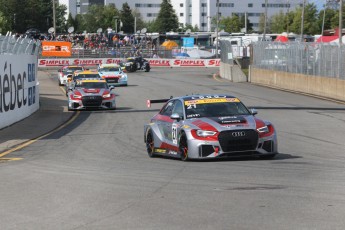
[
  {"x1": 172, "y1": 124, "x2": 177, "y2": 145},
  {"x1": 187, "y1": 104, "x2": 196, "y2": 109}
]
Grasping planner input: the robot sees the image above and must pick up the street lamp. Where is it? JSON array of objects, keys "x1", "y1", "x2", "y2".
[
  {"x1": 215, "y1": 0, "x2": 219, "y2": 58},
  {"x1": 52, "y1": 0, "x2": 56, "y2": 37},
  {"x1": 114, "y1": 16, "x2": 119, "y2": 33}
]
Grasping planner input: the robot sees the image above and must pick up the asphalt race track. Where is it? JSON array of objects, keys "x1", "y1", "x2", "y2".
[{"x1": 1, "y1": 67, "x2": 345, "y2": 229}]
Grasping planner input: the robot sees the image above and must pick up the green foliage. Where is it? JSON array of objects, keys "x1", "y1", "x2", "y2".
[
  {"x1": 154, "y1": 0, "x2": 179, "y2": 33},
  {"x1": 270, "y1": 11, "x2": 287, "y2": 34},
  {"x1": 120, "y1": 3, "x2": 134, "y2": 33},
  {"x1": 222, "y1": 15, "x2": 241, "y2": 33}
]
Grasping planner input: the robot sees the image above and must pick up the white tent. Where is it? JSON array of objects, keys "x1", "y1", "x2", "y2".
[{"x1": 187, "y1": 49, "x2": 215, "y2": 59}]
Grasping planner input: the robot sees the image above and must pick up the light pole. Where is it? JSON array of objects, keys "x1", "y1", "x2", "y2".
[
  {"x1": 215, "y1": 0, "x2": 219, "y2": 58},
  {"x1": 263, "y1": 0, "x2": 268, "y2": 40},
  {"x1": 301, "y1": 0, "x2": 306, "y2": 41},
  {"x1": 53, "y1": 0, "x2": 56, "y2": 37},
  {"x1": 338, "y1": 0, "x2": 343, "y2": 78},
  {"x1": 114, "y1": 16, "x2": 119, "y2": 33}
]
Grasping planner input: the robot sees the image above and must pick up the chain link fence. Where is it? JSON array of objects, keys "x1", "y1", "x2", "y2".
[
  {"x1": 251, "y1": 41, "x2": 345, "y2": 79},
  {"x1": 0, "y1": 33, "x2": 41, "y2": 55}
]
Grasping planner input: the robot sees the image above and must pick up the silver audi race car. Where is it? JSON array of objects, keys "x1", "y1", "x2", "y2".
[
  {"x1": 144, "y1": 94, "x2": 278, "y2": 161},
  {"x1": 67, "y1": 79, "x2": 116, "y2": 111}
]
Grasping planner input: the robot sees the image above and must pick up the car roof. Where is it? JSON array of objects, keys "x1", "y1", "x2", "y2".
[
  {"x1": 175, "y1": 94, "x2": 238, "y2": 101},
  {"x1": 74, "y1": 70, "x2": 99, "y2": 75},
  {"x1": 99, "y1": 64, "x2": 120, "y2": 68},
  {"x1": 80, "y1": 79, "x2": 106, "y2": 83}
]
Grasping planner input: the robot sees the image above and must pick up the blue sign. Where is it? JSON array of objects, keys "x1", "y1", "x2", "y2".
[{"x1": 182, "y1": 37, "x2": 194, "y2": 47}]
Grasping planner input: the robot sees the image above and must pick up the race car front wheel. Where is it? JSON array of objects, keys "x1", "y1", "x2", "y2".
[
  {"x1": 146, "y1": 129, "x2": 155, "y2": 158},
  {"x1": 179, "y1": 133, "x2": 189, "y2": 161}
]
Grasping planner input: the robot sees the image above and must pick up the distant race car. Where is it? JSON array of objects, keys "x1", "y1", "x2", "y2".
[
  {"x1": 57, "y1": 65, "x2": 84, "y2": 86},
  {"x1": 123, "y1": 56, "x2": 150, "y2": 72},
  {"x1": 67, "y1": 78, "x2": 116, "y2": 111},
  {"x1": 144, "y1": 94, "x2": 278, "y2": 161},
  {"x1": 65, "y1": 70, "x2": 102, "y2": 96},
  {"x1": 97, "y1": 63, "x2": 128, "y2": 86}
]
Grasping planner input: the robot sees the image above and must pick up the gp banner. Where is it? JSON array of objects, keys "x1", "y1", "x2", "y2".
[
  {"x1": 38, "y1": 58, "x2": 221, "y2": 67},
  {"x1": 41, "y1": 41, "x2": 72, "y2": 57}
]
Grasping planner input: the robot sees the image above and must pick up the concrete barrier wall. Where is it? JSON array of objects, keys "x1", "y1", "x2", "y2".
[
  {"x1": 219, "y1": 62, "x2": 247, "y2": 82},
  {"x1": 250, "y1": 67, "x2": 345, "y2": 102},
  {"x1": 0, "y1": 55, "x2": 39, "y2": 129}
]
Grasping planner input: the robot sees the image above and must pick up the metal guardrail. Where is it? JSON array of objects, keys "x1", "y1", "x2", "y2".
[
  {"x1": 251, "y1": 41, "x2": 345, "y2": 80},
  {"x1": 0, "y1": 32, "x2": 41, "y2": 55}
]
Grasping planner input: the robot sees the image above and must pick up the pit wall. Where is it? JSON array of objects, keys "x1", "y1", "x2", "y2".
[
  {"x1": 0, "y1": 55, "x2": 39, "y2": 129},
  {"x1": 249, "y1": 67, "x2": 345, "y2": 102}
]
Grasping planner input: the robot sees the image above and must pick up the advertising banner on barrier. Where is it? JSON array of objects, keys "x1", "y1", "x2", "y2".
[
  {"x1": 38, "y1": 58, "x2": 220, "y2": 68},
  {"x1": 0, "y1": 55, "x2": 39, "y2": 129},
  {"x1": 42, "y1": 41, "x2": 72, "y2": 57}
]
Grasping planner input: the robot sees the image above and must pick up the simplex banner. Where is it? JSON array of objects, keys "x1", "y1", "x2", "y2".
[{"x1": 38, "y1": 58, "x2": 221, "y2": 68}]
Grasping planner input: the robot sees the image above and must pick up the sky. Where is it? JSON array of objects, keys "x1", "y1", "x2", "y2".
[{"x1": 310, "y1": 0, "x2": 324, "y2": 10}]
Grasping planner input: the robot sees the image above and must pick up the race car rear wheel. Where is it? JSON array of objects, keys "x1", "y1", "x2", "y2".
[
  {"x1": 179, "y1": 133, "x2": 189, "y2": 161},
  {"x1": 146, "y1": 129, "x2": 155, "y2": 158}
]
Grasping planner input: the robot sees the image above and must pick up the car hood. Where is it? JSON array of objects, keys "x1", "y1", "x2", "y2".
[
  {"x1": 184, "y1": 115, "x2": 263, "y2": 131},
  {"x1": 74, "y1": 88, "x2": 109, "y2": 95},
  {"x1": 99, "y1": 72, "x2": 123, "y2": 77}
]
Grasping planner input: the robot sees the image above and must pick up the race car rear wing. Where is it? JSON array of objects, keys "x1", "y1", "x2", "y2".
[{"x1": 146, "y1": 98, "x2": 171, "y2": 108}]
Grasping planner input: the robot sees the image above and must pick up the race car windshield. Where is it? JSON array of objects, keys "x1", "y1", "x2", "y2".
[
  {"x1": 64, "y1": 67, "x2": 83, "y2": 73},
  {"x1": 185, "y1": 102, "x2": 251, "y2": 118},
  {"x1": 80, "y1": 82, "x2": 108, "y2": 89},
  {"x1": 75, "y1": 74, "x2": 100, "y2": 79},
  {"x1": 99, "y1": 67, "x2": 120, "y2": 72}
]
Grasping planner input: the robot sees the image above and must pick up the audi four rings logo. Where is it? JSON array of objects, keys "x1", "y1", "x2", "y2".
[{"x1": 232, "y1": 131, "x2": 246, "y2": 137}]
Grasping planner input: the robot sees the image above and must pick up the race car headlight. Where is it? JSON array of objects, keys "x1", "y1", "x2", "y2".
[
  {"x1": 257, "y1": 126, "x2": 269, "y2": 133},
  {"x1": 71, "y1": 94, "x2": 81, "y2": 99},
  {"x1": 196, "y1": 130, "x2": 217, "y2": 137},
  {"x1": 102, "y1": 93, "x2": 111, "y2": 98},
  {"x1": 257, "y1": 125, "x2": 274, "y2": 138}
]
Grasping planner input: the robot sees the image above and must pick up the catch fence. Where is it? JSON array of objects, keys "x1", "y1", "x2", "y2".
[
  {"x1": 251, "y1": 41, "x2": 345, "y2": 79},
  {"x1": 0, "y1": 32, "x2": 41, "y2": 55}
]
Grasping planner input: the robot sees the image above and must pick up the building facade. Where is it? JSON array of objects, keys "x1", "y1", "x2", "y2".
[{"x1": 61, "y1": 0, "x2": 305, "y2": 32}]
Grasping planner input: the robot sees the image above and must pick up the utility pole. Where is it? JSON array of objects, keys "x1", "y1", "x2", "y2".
[
  {"x1": 338, "y1": 0, "x2": 343, "y2": 78},
  {"x1": 53, "y1": 0, "x2": 56, "y2": 37},
  {"x1": 215, "y1": 0, "x2": 220, "y2": 58},
  {"x1": 263, "y1": 0, "x2": 268, "y2": 40},
  {"x1": 301, "y1": 0, "x2": 306, "y2": 41}
]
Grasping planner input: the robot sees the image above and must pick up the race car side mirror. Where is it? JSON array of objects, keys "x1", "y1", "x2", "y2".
[
  {"x1": 170, "y1": 113, "x2": 182, "y2": 121},
  {"x1": 250, "y1": 108, "x2": 258, "y2": 115}
]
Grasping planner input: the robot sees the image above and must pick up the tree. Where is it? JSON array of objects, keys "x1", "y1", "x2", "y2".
[
  {"x1": 221, "y1": 15, "x2": 241, "y2": 33},
  {"x1": 270, "y1": 11, "x2": 287, "y2": 33},
  {"x1": 154, "y1": 0, "x2": 179, "y2": 32},
  {"x1": 120, "y1": 3, "x2": 134, "y2": 33}
]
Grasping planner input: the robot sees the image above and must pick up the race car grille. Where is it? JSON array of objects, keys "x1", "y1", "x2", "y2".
[
  {"x1": 106, "y1": 78, "x2": 119, "y2": 83},
  {"x1": 82, "y1": 95, "x2": 102, "y2": 107},
  {"x1": 200, "y1": 145, "x2": 215, "y2": 157},
  {"x1": 218, "y1": 130, "x2": 258, "y2": 152},
  {"x1": 262, "y1": 140, "x2": 273, "y2": 152}
]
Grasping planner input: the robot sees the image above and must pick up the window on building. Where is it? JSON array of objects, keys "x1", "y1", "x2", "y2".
[
  {"x1": 201, "y1": 12, "x2": 207, "y2": 16},
  {"x1": 180, "y1": 13, "x2": 184, "y2": 17},
  {"x1": 180, "y1": 3, "x2": 183, "y2": 7},
  {"x1": 201, "y1": 3, "x2": 207, "y2": 7},
  {"x1": 201, "y1": 23, "x2": 207, "y2": 27},
  {"x1": 248, "y1": 3, "x2": 253, "y2": 7}
]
